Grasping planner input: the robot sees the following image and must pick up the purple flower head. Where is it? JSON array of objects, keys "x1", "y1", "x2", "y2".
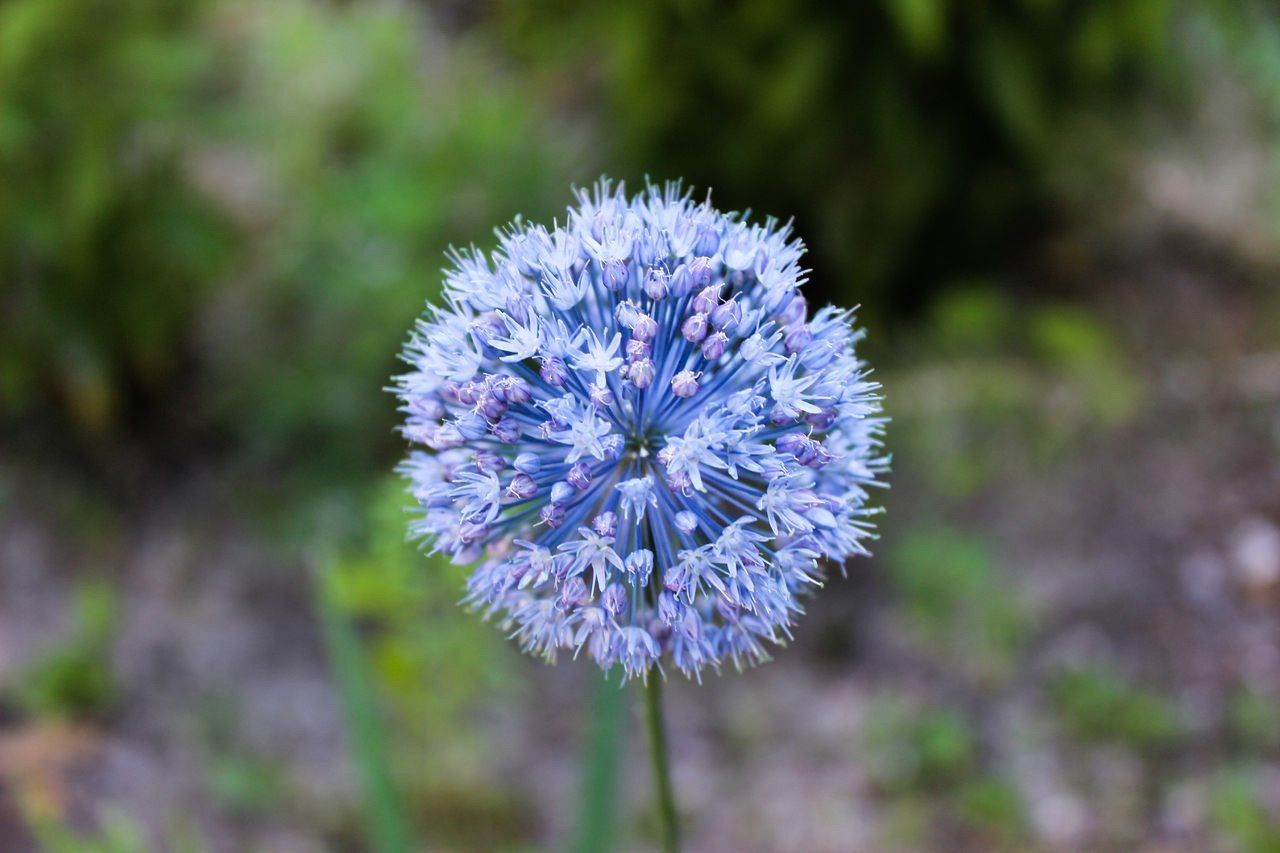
[{"x1": 396, "y1": 179, "x2": 886, "y2": 680}]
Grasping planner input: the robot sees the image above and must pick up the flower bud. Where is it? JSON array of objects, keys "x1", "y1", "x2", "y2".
[
  {"x1": 458, "y1": 521, "x2": 488, "y2": 544},
  {"x1": 491, "y1": 417, "x2": 521, "y2": 443},
  {"x1": 688, "y1": 256, "x2": 715, "y2": 288},
  {"x1": 540, "y1": 503, "x2": 566, "y2": 528},
  {"x1": 558, "y1": 576, "x2": 588, "y2": 610},
  {"x1": 805, "y1": 407, "x2": 837, "y2": 429},
  {"x1": 710, "y1": 297, "x2": 742, "y2": 331},
  {"x1": 776, "y1": 433, "x2": 806, "y2": 456},
  {"x1": 602, "y1": 583, "x2": 629, "y2": 616},
  {"x1": 804, "y1": 443, "x2": 834, "y2": 469},
  {"x1": 792, "y1": 437, "x2": 819, "y2": 465},
  {"x1": 567, "y1": 462, "x2": 592, "y2": 490},
  {"x1": 629, "y1": 358, "x2": 655, "y2": 389},
  {"x1": 513, "y1": 452, "x2": 541, "y2": 475},
  {"x1": 643, "y1": 267, "x2": 669, "y2": 300},
  {"x1": 675, "y1": 511, "x2": 698, "y2": 535},
  {"x1": 694, "y1": 224, "x2": 720, "y2": 257},
  {"x1": 540, "y1": 356, "x2": 568, "y2": 387},
  {"x1": 670, "y1": 263, "x2": 692, "y2": 296},
  {"x1": 779, "y1": 294, "x2": 807, "y2": 326},
  {"x1": 474, "y1": 449, "x2": 506, "y2": 473},
  {"x1": 497, "y1": 375, "x2": 531, "y2": 404},
  {"x1": 409, "y1": 396, "x2": 443, "y2": 420},
  {"x1": 658, "y1": 591, "x2": 681, "y2": 624},
  {"x1": 692, "y1": 284, "x2": 721, "y2": 315},
  {"x1": 506, "y1": 472, "x2": 537, "y2": 500},
  {"x1": 550, "y1": 481, "x2": 576, "y2": 505},
  {"x1": 426, "y1": 423, "x2": 464, "y2": 450},
  {"x1": 601, "y1": 258, "x2": 628, "y2": 291},
  {"x1": 681, "y1": 312, "x2": 709, "y2": 344},
  {"x1": 479, "y1": 392, "x2": 508, "y2": 421},
  {"x1": 631, "y1": 313, "x2": 658, "y2": 342},
  {"x1": 626, "y1": 338, "x2": 651, "y2": 362},
  {"x1": 456, "y1": 412, "x2": 489, "y2": 440},
  {"x1": 679, "y1": 608, "x2": 702, "y2": 643},
  {"x1": 671, "y1": 370, "x2": 700, "y2": 398},
  {"x1": 615, "y1": 300, "x2": 641, "y2": 329},
  {"x1": 784, "y1": 324, "x2": 813, "y2": 354},
  {"x1": 456, "y1": 380, "x2": 483, "y2": 406},
  {"x1": 701, "y1": 331, "x2": 729, "y2": 361}
]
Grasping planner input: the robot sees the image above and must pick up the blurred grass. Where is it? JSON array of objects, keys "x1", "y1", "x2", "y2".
[
  {"x1": 315, "y1": 555, "x2": 413, "y2": 853},
  {"x1": 8, "y1": 582, "x2": 119, "y2": 722}
]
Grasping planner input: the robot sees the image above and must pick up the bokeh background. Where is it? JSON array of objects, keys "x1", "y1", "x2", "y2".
[{"x1": 2, "y1": 1, "x2": 1280, "y2": 850}]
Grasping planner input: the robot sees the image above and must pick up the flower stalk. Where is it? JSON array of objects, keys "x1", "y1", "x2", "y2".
[{"x1": 643, "y1": 676, "x2": 679, "y2": 853}]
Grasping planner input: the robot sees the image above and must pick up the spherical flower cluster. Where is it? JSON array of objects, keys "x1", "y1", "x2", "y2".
[{"x1": 395, "y1": 180, "x2": 886, "y2": 680}]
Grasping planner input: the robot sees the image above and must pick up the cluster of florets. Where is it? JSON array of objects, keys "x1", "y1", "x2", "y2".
[{"x1": 396, "y1": 180, "x2": 886, "y2": 680}]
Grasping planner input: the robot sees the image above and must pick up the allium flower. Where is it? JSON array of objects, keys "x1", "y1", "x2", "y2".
[{"x1": 395, "y1": 180, "x2": 886, "y2": 680}]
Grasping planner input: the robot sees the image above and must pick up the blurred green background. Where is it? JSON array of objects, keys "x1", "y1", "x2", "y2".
[{"x1": 2, "y1": 1, "x2": 1280, "y2": 850}]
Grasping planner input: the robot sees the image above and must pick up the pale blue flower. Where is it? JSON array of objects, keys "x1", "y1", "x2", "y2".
[{"x1": 397, "y1": 179, "x2": 886, "y2": 679}]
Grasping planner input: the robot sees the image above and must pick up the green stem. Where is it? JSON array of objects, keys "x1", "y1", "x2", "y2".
[
  {"x1": 313, "y1": 559, "x2": 412, "y2": 853},
  {"x1": 643, "y1": 676, "x2": 679, "y2": 853}
]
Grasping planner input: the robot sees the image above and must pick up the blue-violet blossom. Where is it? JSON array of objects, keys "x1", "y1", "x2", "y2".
[{"x1": 395, "y1": 180, "x2": 886, "y2": 680}]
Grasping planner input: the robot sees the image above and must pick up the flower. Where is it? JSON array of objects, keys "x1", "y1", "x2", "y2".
[{"x1": 395, "y1": 179, "x2": 886, "y2": 680}]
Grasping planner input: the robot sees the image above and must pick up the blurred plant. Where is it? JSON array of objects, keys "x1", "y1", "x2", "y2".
[
  {"x1": 0, "y1": 0, "x2": 235, "y2": 433},
  {"x1": 325, "y1": 479, "x2": 511, "y2": 773},
  {"x1": 29, "y1": 808, "x2": 148, "y2": 853},
  {"x1": 484, "y1": 0, "x2": 1188, "y2": 312},
  {"x1": 1229, "y1": 687, "x2": 1280, "y2": 755},
  {"x1": 955, "y1": 777, "x2": 1028, "y2": 846},
  {"x1": 891, "y1": 286, "x2": 1140, "y2": 497},
  {"x1": 202, "y1": 0, "x2": 580, "y2": 494},
  {"x1": 0, "y1": 0, "x2": 579, "y2": 497},
  {"x1": 886, "y1": 526, "x2": 1031, "y2": 681},
  {"x1": 1209, "y1": 765, "x2": 1280, "y2": 852},
  {"x1": 323, "y1": 477, "x2": 526, "y2": 849},
  {"x1": 1050, "y1": 666, "x2": 1183, "y2": 752},
  {"x1": 11, "y1": 582, "x2": 119, "y2": 721},
  {"x1": 206, "y1": 754, "x2": 287, "y2": 818},
  {"x1": 865, "y1": 696, "x2": 976, "y2": 794}
]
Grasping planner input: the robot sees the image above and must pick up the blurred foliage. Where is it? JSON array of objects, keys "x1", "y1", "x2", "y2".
[
  {"x1": 324, "y1": 477, "x2": 528, "y2": 848},
  {"x1": 1050, "y1": 666, "x2": 1183, "y2": 752},
  {"x1": 486, "y1": 0, "x2": 1187, "y2": 312},
  {"x1": 864, "y1": 695, "x2": 1032, "y2": 849},
  {"x1": 10, "y1": 582, "x2": 118, "y2": 721},
  {"x1": 206, "y1": 754, "x2": 287, "y2": 818},
  {"x1": 890, "y1": 285, "x2": 1140, "y2": 497},
  {"x1": 886, "y1": 525, "x2": 1031, "y2": 680},
  {"x1": 0, "y1": 0, "x2": 234, "y2": 432},
  {"x1": 204, "y1": 2, "x2": 578, "y2": 489},
  {"x1": 326, "y1": 479, "x2": 511, "y2": 769},
  {"x1": 865, "y1": 696, "x2": 976, "y2": 793},
  {"x1": 1229, "y1": 687, "x2": 1280, "y2": 754},
  {"x1": 29, "y1": 809, "x2": 149, "y2": 853},
  {"x1": 0, "y1": 0, "x2": 578, "y2": 492},
  {"x1": 1210, "y1": 765, "x2": 1280, "y2": 852},
  {"x1": 955, "y1": 777, "x2": 1028, "y2": 846}
]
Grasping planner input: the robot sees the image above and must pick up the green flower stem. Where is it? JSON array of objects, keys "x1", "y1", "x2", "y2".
[{"x1": 643, "y1": 675, "x2": 679, "y2": 853}]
